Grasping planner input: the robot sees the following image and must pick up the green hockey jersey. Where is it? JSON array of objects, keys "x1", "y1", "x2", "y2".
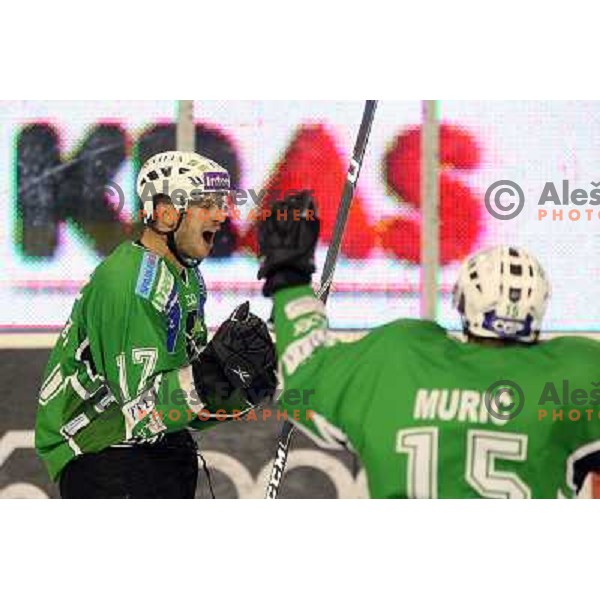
[
  {"x1": 36, "y1": 241, "x2": 213, "y2": 480},
  {"x1": 273, "y1": 285, "x2": 600, "y2": 499}
]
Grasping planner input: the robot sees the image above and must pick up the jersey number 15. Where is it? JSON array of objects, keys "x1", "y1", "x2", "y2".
[{"x1": 396, "y1": 427, "x2": 531, "y2": 499}]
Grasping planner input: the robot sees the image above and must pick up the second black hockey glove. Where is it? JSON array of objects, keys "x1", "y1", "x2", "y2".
[
  {"x1": 192, "y1": 302, "x2": 277, "y2": 407},
  {"x1": 257, "y1": 191, "x2": 320, "y2": 297}
]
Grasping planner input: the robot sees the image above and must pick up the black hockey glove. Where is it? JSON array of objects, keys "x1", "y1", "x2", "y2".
[
  {"x1": 192, "y1": 302, "x2": 277, "y2": 407},
  {"x1": 257, "y1": 191, "x2": 320, "y2": 297}
]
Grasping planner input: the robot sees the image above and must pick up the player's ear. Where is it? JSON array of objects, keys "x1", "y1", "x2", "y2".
[{"x1": 154, "y1": 196, "x2": 179, "y2": 229}]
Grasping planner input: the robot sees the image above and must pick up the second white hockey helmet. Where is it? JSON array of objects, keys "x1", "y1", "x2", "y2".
[{"x1": 452, "y1": 246, "x2": 550, "y2": 343}]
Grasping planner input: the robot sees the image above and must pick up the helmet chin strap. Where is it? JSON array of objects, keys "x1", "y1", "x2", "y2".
[
  {"x1": 167, "y1": 229, "x2": 201, "y2": 269},
  {"x1": 148, "y1": 210, "x2": 201, "y2": 269},
  {"x1": 165, "y1": 212, "x2": 201, "y2": 269}
]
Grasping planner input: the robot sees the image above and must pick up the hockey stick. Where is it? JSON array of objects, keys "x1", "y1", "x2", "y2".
[{"x1": 265, "y1": 100, "x2": 378, "y2": 499}]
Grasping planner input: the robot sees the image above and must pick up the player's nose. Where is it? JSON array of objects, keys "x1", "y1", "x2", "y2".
[{"x1": 212, "y1": 204, "x2": 228, "y2": 224}]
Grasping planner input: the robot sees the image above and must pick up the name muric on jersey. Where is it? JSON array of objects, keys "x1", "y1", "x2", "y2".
[{"x1": 413, "y1": 389, "x2": 510, "y2": 426}]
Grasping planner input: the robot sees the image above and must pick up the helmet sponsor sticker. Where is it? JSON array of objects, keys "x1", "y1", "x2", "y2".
[{"x1": 203, "y1": 171, "x2": 230, "y2": 191}]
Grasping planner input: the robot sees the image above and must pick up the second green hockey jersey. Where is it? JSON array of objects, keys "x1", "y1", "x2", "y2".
[{"x1": 273, "y1": 285, "x2": 600, "y2": 499}]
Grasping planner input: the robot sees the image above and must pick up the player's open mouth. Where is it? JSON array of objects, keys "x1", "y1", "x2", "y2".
[{"x1": 202, "y1": 230, "x2": 216, "y2": 246}]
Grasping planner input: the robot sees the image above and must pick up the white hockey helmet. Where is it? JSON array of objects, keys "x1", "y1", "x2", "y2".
[
  {"x1": 136, "y1": 151, "x2": 231, "y2": 223},
  {"x1": 452, "y1": 246, "x2": 550, "y2": 343}
]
